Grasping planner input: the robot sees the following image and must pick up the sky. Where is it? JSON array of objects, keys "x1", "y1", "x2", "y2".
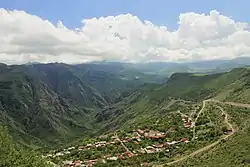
[{"x1": 0, "y1": 0, "x2": 250, "y2": 64}]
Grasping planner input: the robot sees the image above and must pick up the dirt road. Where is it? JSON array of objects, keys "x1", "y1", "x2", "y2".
[
  {"x1": 153, "y1": 100, "x2": 235, "y2": 167},
  {"x1": 192, "y1": 100, "x2": 207, "y2": 140},
  {"x1": 115, "y1": 133, "x2": 131, "y2": 153},
  {"x1": 208, "y1": 99, "x2": 250, "y2": 108}
]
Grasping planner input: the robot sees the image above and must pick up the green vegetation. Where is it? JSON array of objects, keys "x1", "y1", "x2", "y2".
[
  {"x1": 0, "y1": 125, "x2": 50, "y2": 167},
  {"x1": 149, "y1": 67, "x2": 250, "y2": 103},
  {"x1": 2, "y1": 62, "x2": 250, "y2": 166},
  {"x1": 93, "y1": 67, "x2": 250, "y2": 166},
  {"x1": 191, "y1": 73, "x2": 209, "y2": 76},
  {"x1": 195, "y1": 103, "x2": 226, "y2": 140},
  {"x1": 171, "y1": 104, "x2": 250, "y2": 167},
  {"x1": 0, "y1": 63, "x2": 163, "y2": 147}
]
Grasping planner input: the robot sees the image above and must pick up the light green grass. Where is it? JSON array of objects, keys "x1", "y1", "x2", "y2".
[{"x1": 191, "y1": 73, "x2": 209, "y2": 76}]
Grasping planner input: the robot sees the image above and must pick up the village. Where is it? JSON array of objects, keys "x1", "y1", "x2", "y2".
[{"x1": 46, "y1": 112, "x2": 193, "y2": 167}]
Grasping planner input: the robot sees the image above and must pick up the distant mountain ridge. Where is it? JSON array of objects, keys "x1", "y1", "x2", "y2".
[{"x1": 88, "y1": 57, "x2": 250, "y2": 77}]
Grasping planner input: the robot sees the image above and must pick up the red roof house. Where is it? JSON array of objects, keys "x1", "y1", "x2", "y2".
[{"x1": 180, "y1": 138, "x2": 189, "y2": 142}]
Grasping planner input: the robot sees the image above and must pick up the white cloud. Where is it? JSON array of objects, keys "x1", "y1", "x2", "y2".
[{"x1": 0, "y1": 8, "x2": 250, "y2": 64}]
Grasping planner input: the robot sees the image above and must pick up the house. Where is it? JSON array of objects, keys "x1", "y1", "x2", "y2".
[
  {"x1": 67, "y1": 147, "x2": 75, "y2": 150},
  {"x1": 122, "y1": 139, "x2": 128, "y2": 143},
  {"x1": 95, "y1": 144, "x2": 101, "y2": 148},
  {"x1": 137, "y1": 129, "x2": 145, "y2": 135},
  {"x1": 145, "y1": 130, "x2": 167, "y2": 139},
  {"x1": 103, "y1": 154, "x2": 112, "y2": 159},
  {"x1": 78, "y1": 146, "x2": 85, "y2": 150},
  {"x1": 180, "y1": 138, "x2": 189, "y2": 143},
  {"x1": 136, "y1": 137, "x2": 141, "y2": 142},
  {"x1": 227, "y1": 129, "x2": 233, "y2": 134},
  {"x1": 46, "y1": 154, "x2": 53, "y2": 157},
  {"x1": 155, "y1": 144, "x2": 164, "y2": 148},
  {"x1": 141, "y1": 162, "x2": 149, "y2": 166},
  {"x1": 167, "y1": 141, "x2": 179, "y2": 145},
  {"x1": 117, "y1": 154, "x2": 125, "y2": 159},
  {"x1": 64, "y1": 151, "x2": 71, "y2": 154},
  {"x1": 107, "y1": 156, "x2": 118, "y2": 161},
  {"x1": 86, "y1": 144, "x2": 93, "y2": 147},
  {"x1": 146, "y1": 146, "x2": 154, "y2": 150},
  {"x1": 96, "y1": 141, "x2": 107, "y2": 144},
  {"x1": 145, "y1": 146, "x2": 155, "y2": 153},
  {"x1": 87, "y1": 160, "x2": 93, "y2": 167},
  {"x1": 73, "y1": 160, "x2": 82, "y2": 166},
  {"x1": 185, "y1": 121, "x2": 192, "y2": 128},
  {"x1": 137, "y1": 148, "x2": 146, "y2": 153},
  {"x1": 127, "y1": 152, "x2": 134, "y2": 158},
  {"x1": 55, "y1": 152, "x2": 64, "y2": 156},
  {"x1": 134, "y1": 132, "x2": 141, "y2": 137},
  {"x1": 147, "y1": 134, "x2": 166, "y2": 139},
  {"x1": 163, "y1": 142, "x2": 169, "y2": 147}
]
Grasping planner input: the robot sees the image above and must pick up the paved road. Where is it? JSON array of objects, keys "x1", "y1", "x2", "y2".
[{"x1": 153, "y1": 99, "x2": 236, "y2": 167}]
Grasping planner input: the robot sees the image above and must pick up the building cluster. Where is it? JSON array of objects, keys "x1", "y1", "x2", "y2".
[
  {"x1": 62, "y1": 151, "x2": 134, "y2": 167},
  {"x1": 181, "y1": 116, "x2": 193, "y2": 128},
  {"x1": 47, "y1": 128, "x2": 190, "y2": 167},
  {"x1": 136, "y1": 129, "x2": 167, "y2": 139}
]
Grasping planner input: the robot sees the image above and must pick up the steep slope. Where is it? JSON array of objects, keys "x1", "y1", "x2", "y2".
[
  {"x1": 0, "y1": 63, "x2": 159, "y2": 147},
  {"x1": 0, "y1": 125, "x2": 50, "y2": 167},
  {"x1": 26, "y1": 63, "x2": 108, "y2": 108},
  {"x1": 0, "y1": 66, "x2": 96, "y2": 146}
]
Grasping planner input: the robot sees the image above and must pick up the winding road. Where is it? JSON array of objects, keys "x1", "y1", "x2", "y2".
[{"x1": 153, "y1": 99, "x2": 242, "y2": 167}]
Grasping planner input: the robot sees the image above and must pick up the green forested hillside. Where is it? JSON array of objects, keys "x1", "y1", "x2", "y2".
[
  {"x1": 0, "y1": 65, "x2": 96, "y2": 146},
  {"x1": 0, "y1": 63, "x2": 159, "y2": 147},
  {"x1": 0, "y1": 125, "x2": 50, "y2": 167}
]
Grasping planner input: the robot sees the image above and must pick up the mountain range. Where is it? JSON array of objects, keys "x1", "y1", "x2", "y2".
[{"x1": 1, "y1": 57, "x2": 250, "y2": 147}]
